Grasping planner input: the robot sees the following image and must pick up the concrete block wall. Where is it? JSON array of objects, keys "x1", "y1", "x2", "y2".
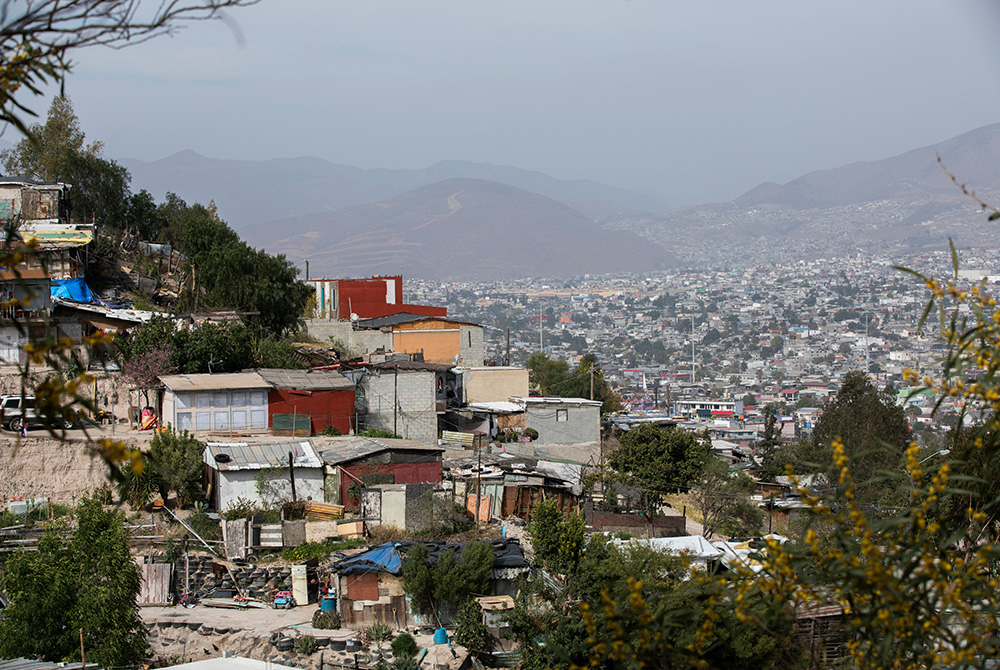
[
  {"x1": 304, "y1": 319, "x2": 392, "y2": 357},
  {"x1": 459, "y1": 325, "x2": 485, "y2": 366},
  {"x1": 361, "y1": 370, "x2": 438, "y2": 444}
]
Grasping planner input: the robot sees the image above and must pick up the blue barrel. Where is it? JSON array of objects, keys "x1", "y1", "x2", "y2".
[
  {"x1": 321, "y1": 596, "x2": 336, "y2": 613},
  {"x1": 433, "y1": 627, "x2": 449, "y2": 645}
]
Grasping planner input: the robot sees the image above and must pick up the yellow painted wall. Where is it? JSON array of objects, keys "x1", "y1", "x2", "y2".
[
  {"x1": 393, "y1": 328, "x2": 460, "y2": 364},
  {"x1": 462, "y1": 367, "x2": 529, "y2": 404}
]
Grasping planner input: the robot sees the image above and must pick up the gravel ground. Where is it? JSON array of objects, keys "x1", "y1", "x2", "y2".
[{"x1": 142, "y1": 604, "x2": 311, "y2": 635}]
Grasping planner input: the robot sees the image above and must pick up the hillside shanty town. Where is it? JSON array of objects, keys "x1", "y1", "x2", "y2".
[
  {"x1": 4, "y1": 5, "x2": 1000, "y2": 669},
  {"x1": 2, "y1": 154, "x2": 999, "y2": 670}
]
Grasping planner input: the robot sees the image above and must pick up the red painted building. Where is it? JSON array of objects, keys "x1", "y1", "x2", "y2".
[
  {"x1": 305, "y1": 275, "x2": 447, "y2": 320},
  {"x1": 317, "y1": 437, "x2": 444, "y2": 511},
  {"x1": 257, "y1": 368, "x2": 356, "y2": 435}
]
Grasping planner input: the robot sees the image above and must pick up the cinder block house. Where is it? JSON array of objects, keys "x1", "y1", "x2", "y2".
[{"x1": 319, "y1": 436, "x2": 444, "y2": 511}]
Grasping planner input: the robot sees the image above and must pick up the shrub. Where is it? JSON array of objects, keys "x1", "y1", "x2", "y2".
[
  {"x1": 524, "y1": 427, "x2": 539, "y2": 441},
  {"x1": 360, "y1": 428, "x2": 401, "y2": 439},
  {"x1": 366, "y1": 621, "x2": 393, "y2": 645},
  {"x1": 295, "y1": 635, "x2": 318, "y2": 655},
  {"x1": 390, "y1": 632, "x2": 418, "y2": 659},
  {"x1": 312, "y1": 610, "x2": 341, "y2": 630},
  {"x1": 187, "y1": 512, "x2": 221, "y2": 541},
  {"x1": 281, "y1": 538, "x2": 366, "y2": 563}
]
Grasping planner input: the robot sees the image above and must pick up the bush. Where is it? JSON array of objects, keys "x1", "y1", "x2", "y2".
[
  {"x1": 366, "y1": 621, "x2": 393, "y2": 645},
  {"x1": 524, "y1": 427, "x2": 539, "y2": 441},
  {"x1": 312, "y1": 610, "x2": 341, "y2": 630},
  {"x1": 280, "y1": 538, "x2": 366, "y2": 563},
  {"x1": 187, "y1": 512, "x2": 221, "y2": 541},
  {"x1": 390, "y1": 632, "x2": 418, "y2": 659},
  {"x1": 360, "y1": 428, "x2": 401, "y2": 439},
  {"x1": 295, "y1": 635, "x2": 318, "y2": 655}
]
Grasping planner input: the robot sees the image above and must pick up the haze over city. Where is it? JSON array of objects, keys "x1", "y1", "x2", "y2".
[{"x1": 15, "y1": 0, "x2": 1000, "y2": 210}]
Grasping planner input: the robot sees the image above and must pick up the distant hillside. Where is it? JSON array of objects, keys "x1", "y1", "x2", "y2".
[
  {"x1": 243, "y1": 178, "x2": 675, "y2": 280},
  {"x1": 605, "y1": 123, "x2": 1000, "y2": 268},
  {"x1": 119, "y1": 153, "x2": 665, "y2": 228}
]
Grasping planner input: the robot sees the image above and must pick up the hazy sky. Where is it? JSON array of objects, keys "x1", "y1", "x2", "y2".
[{"x1": 12, "y1": 0, "x2": 1000, "y2": 208}]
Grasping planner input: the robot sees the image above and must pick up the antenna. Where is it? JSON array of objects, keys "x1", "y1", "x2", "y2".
[{"x1": 208, "y1": 355, "x2": 222, "y2": 374}]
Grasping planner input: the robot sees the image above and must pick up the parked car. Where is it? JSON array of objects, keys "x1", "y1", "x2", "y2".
[{"x1": 1, "y1": 394, "x2": 38, "y2": 432}]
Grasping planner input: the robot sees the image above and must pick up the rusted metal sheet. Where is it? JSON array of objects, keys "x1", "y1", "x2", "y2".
[{"x1": 137, "y1": 561, "x2": 173, "y2": 606}]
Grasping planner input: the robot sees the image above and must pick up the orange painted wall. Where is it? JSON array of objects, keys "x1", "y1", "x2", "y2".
[{"x1": 393, "y1": 328, "x2": 460, "y2": 364}]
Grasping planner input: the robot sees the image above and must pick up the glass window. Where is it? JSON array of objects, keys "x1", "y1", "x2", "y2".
[
  {"x1": 250, "y1": 390, "x2": 267, "y2": 407},
  {"x1": 213, "y1": 391, "x2": 228, "y2": 408},
  {"x1": 214, "y1": 411, "x2": 229, "y2": 430},
  {"x1": 196, "y1": 393, "x2": 211, "y2": 408},
  {"x1": 250, "y1": 408, "x2": 266, "y2": 428},
  {"x1": 231, "y1": 390, "x2": 248, "y2": 407},
  {"x1": 176, "y1": 393, "x2": 192, "y2": 409},
  {"x1": 195, "y1": 412, "x2": 210, "y2": 430},
  {"x1": 232, "y1": 410, "x2": 247, "y2": 429},
  {"x1": 556, "y1": 408, "x2": 568, "y2": 422},
  {"x1": 177, "y1": 412, "x2": 192, "y2": 432}
]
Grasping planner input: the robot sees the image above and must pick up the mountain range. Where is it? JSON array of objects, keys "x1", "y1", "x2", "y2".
[
  {"x1": 121, "y1": 153, "x2": 666, "y2": 227},
  {"x1": 120, "y1": 122, "x2": 1000, "y2": 278},
  {"x1": 242, "y1": 178, "x2": 675, "y2": 281}
]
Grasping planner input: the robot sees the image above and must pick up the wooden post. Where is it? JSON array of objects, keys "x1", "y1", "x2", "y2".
[
  {"x1": 80, "y1": 628, "x2": 85, "y2": 670},
  {"x1": 289, "y1": 451, "x2": 298, "y2": 502}
]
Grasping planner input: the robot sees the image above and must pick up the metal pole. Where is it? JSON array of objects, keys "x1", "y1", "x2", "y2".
[
  {"x1": 475, "y1": 446, "x2": 482, "y2": 531},
  {"x1": 289, "y1": 451, "x2": 298, "y2": 503},
  {"x1": 394, "y1": 365, "x2": 398, "y2": 436}
]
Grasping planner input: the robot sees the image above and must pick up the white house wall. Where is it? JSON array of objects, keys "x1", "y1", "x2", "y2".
[{"x1": 216, "y1": 468, "x2": 325, "y2": 511}]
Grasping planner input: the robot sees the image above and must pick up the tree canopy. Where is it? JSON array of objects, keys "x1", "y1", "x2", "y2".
[
  {"x1": 811, "y1": 370, "x2": 912, "y2": 507},
  {"x1": 606, "y1": 423, "x2": 710, "y2": 512},
  {"x1": 526, "y1": 352, "x2": 622, "y2": 414},
  {"x1": 0, "y1": 495, "x2": 147, "y2": 667}
]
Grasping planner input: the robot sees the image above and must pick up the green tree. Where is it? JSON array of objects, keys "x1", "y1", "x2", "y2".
[
  {"x1": 754, "y1": 406, "x2": 784, "y2": 483},
  {"x1": 689, "y1": 459, "x2": 763, "y2": 539},
  {"x1": 527, "y1": 498, "x2": 563, "y2": 565},
  {"x1": 454, "y1": 598, "x2": 492, "y2": 654},
  {"x1": 606, "y1": 423, "x2": 711, "y2": 513},
  {"x1": 0, "y1": 495, "x2": 147, "y2": 667},
  {"x1": 526, "y1": 352, "x2": 570, "y2": 395},
  {"x1": 148, "y1": 428, "x2": 205, "y2": 507},
  {"x1": 401, "y1": 544, "x2": 435, "y2": 617},
  {"x1": 811, "y1": 370, "x2": 912, "y2": 507},
  {"x1": 1, "y1": 96, "x2": 101, "y2": 182},
  {"x1": 63, "y1": 151, "x2": 132, "y2": 228}
]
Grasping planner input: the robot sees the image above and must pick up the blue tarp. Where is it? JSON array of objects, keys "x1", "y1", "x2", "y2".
[
  {"x1": 337, "y1": 542, "x2": 402, "y2": 575},
  {"x1": 50, "y1": 278, "x2": 95, "y2": 303}
]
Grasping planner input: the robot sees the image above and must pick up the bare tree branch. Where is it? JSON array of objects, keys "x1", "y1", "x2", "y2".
[{"x1": 0, "y1": 0, "x2": 259, "y2": 135}]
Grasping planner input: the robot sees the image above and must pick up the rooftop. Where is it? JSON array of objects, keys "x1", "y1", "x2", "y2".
[
  {"x1": 255, "y1": 368, "x2": 353, "y2": 391},
  {"x1": 204, "y1": 439, "x2": 322, "y2": 471},
  {"x1": 159, "y1": 372, "x2": 271, "y2": 392}
]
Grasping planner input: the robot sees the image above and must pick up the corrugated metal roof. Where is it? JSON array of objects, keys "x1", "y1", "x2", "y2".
[
  {"x1": 0, "y1": 269, "x2": 50, "y2": 281},
  {"x1": 510, "y1": 396, "x2": 602, "y2": 407},
  {"x1": 368, "y1": 361, "x2": 456, "y2": 373},
  {"x1": 160, "y1": 372, "x2": 270, "y2": 392},
  {"x1": 0, "y1": 660, "x2": 65, "y2": 670},
  {"x1": 256, "y1": 368, "x2": 353, "y2": 391},
  {"x1": 319, "y1": 436, "x2": 444, "y2": 465},
  {"x1": 205, "y1": 440, "x2": 322, "y2": 471}
]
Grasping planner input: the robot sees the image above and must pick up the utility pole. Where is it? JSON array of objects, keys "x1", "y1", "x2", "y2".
[
  {"x1": 691, "y1": 315, "x2": 696, "y2": 384},
  {"x1": 506, "y1": 328, "x2": 510, "y2": 366},
  {"x1": 393, "y1": 365, "x2": 399, "y2": 436},
  {"x1": 539, "y1": 300, "x2": 543, "y2": 353},
  {"x1": 590, "y1": 365, "x2": 595, "y2": 401},
  {"x1": 474, "y1": 446, "x2": 482, "y2": 531}
]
